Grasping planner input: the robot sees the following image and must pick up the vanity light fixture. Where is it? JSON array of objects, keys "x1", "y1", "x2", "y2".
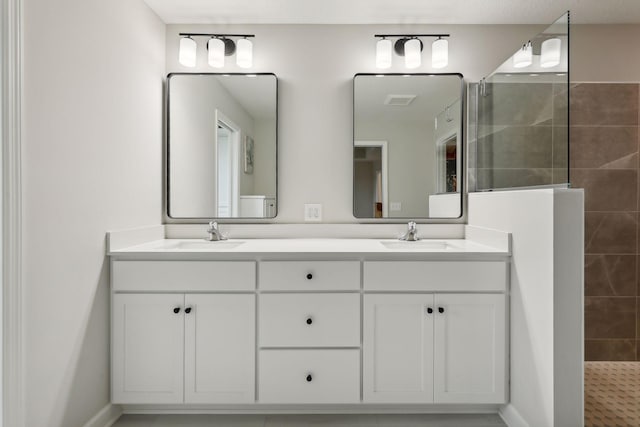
[
  {"x1": 431, "y1": 37, "x2": 448, "y2": 69},
  {"x1": 374, "y1": 34, "x2": 450, "y2": 70},
  {"x1": 513, "y1": 41, "x2": 533, "y2": 68},
  {"x1": 540, "y1": 38, "x2": 561, "y2": 68},
  {"x1": 178, "y1": 36, "x2": 197, "y2": 67},
  {"x1": 178, "y1": 33, "x2": 256, "y2": 69},
  {"x1": 236, "y1": 37, "x2": 253, "y2": 68},
  {"x1": 376, "y1": 38, "x2": 392, "y2": 69},
  {"x1": 404, "y1": 38, "x2": 422, "y2": 69},
  {"x1": 207, "y1": 37, "x2": 225, "y2": 68}
]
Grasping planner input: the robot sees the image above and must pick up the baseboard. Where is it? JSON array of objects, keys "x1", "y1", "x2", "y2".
[
  {"x1": 83, "y1": 404, "x2": 123, "y2": 427},
  {"x1": 499, "y1": 404, "x2": 529, "y2": 427}
]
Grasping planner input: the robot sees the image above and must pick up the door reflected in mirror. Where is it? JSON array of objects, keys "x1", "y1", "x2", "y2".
[
  {"x1": 167, "y1": 73, "x2": 277, "y2": 219},
  {"x1": 353, "y1": 74, "x2": 463, "y2": 219}
]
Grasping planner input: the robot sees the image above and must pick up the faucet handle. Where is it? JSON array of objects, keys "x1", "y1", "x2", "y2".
[
  {"x1": 208, "y1": 221, "x2": 217, "y2": 230},
  {"x1": 407, "y1": 221, "x2": 417, "y2": 230}
]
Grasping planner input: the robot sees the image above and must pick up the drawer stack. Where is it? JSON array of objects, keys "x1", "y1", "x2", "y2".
[{"x1": 258, "y1": 261, "x2": 361, "y2": 404}]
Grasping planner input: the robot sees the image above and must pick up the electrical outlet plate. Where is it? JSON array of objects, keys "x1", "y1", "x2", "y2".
[{"x1": 304, "y1": 204, "x2": 322, "y2": 221}]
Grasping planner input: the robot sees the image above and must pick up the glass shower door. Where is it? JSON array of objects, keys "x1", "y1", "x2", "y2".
[{"x1": 475, "y1": 12, "x2": 570, "y2": 191}]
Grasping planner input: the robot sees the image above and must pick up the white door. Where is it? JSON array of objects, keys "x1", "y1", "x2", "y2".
[
  {"x1": 433, "y1": 293, "x2": 507, "y2": 404},
  {"x1": 363, "y1": 294, "x2": 434, "y2": 403},
  {"x1": 112, "y1": 294, "x2": 185, "y2": 404},
  {"x1": 184, "y1": 294, "x2": 255, "y2": 403}
]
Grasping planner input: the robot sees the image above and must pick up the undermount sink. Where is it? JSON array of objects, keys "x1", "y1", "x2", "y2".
[
  {"x1": 380, "y1": 240, "x2": 451, "y2": 250},
  {"x1": 168, "y1": 240, "x2": 245, "y2": 250}
]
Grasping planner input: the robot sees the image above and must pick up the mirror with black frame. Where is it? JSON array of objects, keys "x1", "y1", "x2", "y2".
[
  {"x1": 167, "y1": 73, "x2": 277, "y2": 219},
  {"x1": 353, "y1": 73, "x2": 463, "y2": 219}
]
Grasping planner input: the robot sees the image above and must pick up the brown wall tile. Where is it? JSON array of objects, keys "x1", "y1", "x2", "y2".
[
  {"x1": 570, "y1": 126, "x2": 638, "y2": 169},
  {"x1": 571, "y1": 83, "x2": 639, "y2": 126},
  {"x1": 585, "y1": 297, "x2": 636, "y2": 339},
  {"x1": 481, "y1": 82, "x2": 553, "y2": 126},
  {"x1": 585, "y1": 212, "x2": 637, "y2": 254},
  {"x1": 571, "y1": 169, "x2": 637, "y2": 211},
  {"x1": 585, "y1": 255, "x2": 637, "y2": 296},
  {"x1": 476, "y1": 168, "x2": 552, "y2": 190},
  {"x1": 477, "y1": 126, "x2": 553, "y2": 169},
  {"x1": 585, "y1": 340, "x2": 637, "y2": 361}
]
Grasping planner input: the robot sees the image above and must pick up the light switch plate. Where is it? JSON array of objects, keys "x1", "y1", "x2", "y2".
[
  {"x1": 390, "y1": 202, "x2": 402, "y2": 211},
  {"x1": 304, "y1": 204, "x2": 322, "y2": 222}
]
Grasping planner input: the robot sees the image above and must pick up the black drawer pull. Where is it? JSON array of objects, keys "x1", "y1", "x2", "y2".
[
  {"x1": 173, "y1": 307, "x2": 181, "y2": 314},
  {"x1": 306, "y1": 374, "x2": 313, "y2": 382},
  {"x1": 306, "y1": 317, "x2": 313, "y2": 325},
  {"x1": 438, "y1": 307, "x2": 445, "y2": 314},
  {"x1": 306, "y1": 273, "x2": 313, "y2": 280},
  {"x1": 185, "y1": 307, "x2": 192, "y2": 314},
  {"x1": 427, "y1": 307, "x2": 433, "y2": 314}
]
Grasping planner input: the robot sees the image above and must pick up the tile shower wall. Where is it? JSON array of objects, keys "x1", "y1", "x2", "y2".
[{"x1": 573, "y1": 83, "x2": 640, "y2": 361}]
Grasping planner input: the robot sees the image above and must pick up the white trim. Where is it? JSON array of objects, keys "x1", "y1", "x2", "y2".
[
  {"x1": 82, "y1": 404, "x2": 123, "y2": 427},
  {"x1": 499, "y1": 403, "x2": 529, "y2": 427},
  {"x1": 354, "y1": 140, "x2": 388, "y2": 218},
  {"x1": 215, "y1": 110, "x2": 241, "y2": 218},
  {"x1": 2, "y1": 0, "x2": 24, "y2": 426}
]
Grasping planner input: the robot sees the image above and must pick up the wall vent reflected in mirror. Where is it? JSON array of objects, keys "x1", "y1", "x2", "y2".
[
  {"x1": 353, "y1": 74, "x2": 464, "y2": 219},
  {"x1": 167, "y1": 73, "x2": 277, "y2": 219}
]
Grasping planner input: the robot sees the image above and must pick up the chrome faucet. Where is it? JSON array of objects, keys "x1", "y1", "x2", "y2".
[
  {"x1": 399, "y1": 221, "x2": 420, "y2": 241},
  {"x1": 206, "y1": 221, "x2": 227, "y2": 241}
]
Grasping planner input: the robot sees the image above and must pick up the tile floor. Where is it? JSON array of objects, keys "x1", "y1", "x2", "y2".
[
  {"x1": 112, "y1": 362, "x2": 640, "y2": 427},
  {"x1": 112, "y1": 414, "x2": 507, "y2": 427},
  {"x1": 584, "y1": 362, "x2": 640, "y2": 427}
]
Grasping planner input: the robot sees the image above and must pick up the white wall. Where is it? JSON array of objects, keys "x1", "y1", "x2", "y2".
[
  {"x1": 22, "y1": 1, "x2": 165, "y2": 426},
  {"x1": 469, "y1": 189, "x2": 584, "y2": 427},
  {"x1": 166, "y1": 24, "x2": 547, "y2": 222}
]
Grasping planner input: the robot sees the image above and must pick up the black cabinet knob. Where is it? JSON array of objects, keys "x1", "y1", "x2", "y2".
[
  {"x1": 306, "y1": 273, "x2": 313, "y2": 280},
  {"x1": 427, "y1": 307, "x2": 433, "y2": 314},
  {"x1": 306, "y1": 374, "x2": 313, "y2": 382},
  {"x1": 306, "y1": 317, "x2": 313, "y2": 325},
  {"x1": 185, "y1": 307, "x2": 192, "y2": 314},
  {"x1": 438, "y1": 307, "x2": 445, "y2": 314},
  {"x1": 173, "y1": 307, "x2": 181, "y2": 314}
]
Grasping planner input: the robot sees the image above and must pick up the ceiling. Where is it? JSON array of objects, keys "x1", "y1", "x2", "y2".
[{"x1": 144, "y1": 0, "x2": 640, "y2": 24}]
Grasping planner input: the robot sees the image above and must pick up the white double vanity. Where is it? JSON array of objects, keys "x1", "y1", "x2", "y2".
[{"x1": 108, "y1": 227, "x2": 511, "y2": 411}]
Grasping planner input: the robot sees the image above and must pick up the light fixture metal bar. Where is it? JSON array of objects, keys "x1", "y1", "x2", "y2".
[
  {"x1": 374, "y1": 34, "x2": 450, "y2": 38},
  {"x1": 179, "y1": 33, "x2": 255, "y2": 38}
]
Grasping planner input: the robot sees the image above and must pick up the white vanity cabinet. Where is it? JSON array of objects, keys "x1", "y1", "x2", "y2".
[
  {"x1": 108, "y1": 242, "x2": 511, "y2": 411},
  {"x1": 362, "y1": 261, "x2": 508, "y2": 405},
  {"x1": 111, "y1": 260, "x2": 256, "y2": 404}
]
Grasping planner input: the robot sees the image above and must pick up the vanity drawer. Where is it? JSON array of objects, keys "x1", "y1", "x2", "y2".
[
  {"x1": 259, "y1": 294, "x2": 360, "y2": 347},
  {"x1": 112, "y1": 260, "x2": 256, "y2": 292},
  {"x1": 259, "y1": 261, "x2": 360, "y2": 291},
  {"x1": 258, "y1": 349, "x2": 360, "y2": 403},
  {"x1": 364, "y1": 261, "x2": 507, "y2": 292}
]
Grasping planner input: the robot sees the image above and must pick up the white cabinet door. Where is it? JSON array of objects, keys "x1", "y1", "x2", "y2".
[
  {"x1": 363, "y1": 294, "x2": 435, "y2": 403},
  {"x1": 112, "y1": 294, "x2": 185, "y2": 404},
  {"x1": 433, "y1": 293, "x2": 507, "y2": 404},
  {"x1": 184, "y1": 294, "x2": 255, "y2": 403}
]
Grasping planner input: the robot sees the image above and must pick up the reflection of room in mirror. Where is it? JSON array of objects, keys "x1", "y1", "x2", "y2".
[
  {"x1": 167, "y1": 74, "x2": 277, "y2": 219},
  {"x1": 354, "y1": 142, "x2": 387, "y2": 218},
  {"x1": 353, "y1": 74, "x2": 462, "y2": 219}
]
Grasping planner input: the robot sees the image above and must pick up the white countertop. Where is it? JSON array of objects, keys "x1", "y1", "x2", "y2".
[{"x1": 108, "y1": 237, "x2": 510, "y2": 260}]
